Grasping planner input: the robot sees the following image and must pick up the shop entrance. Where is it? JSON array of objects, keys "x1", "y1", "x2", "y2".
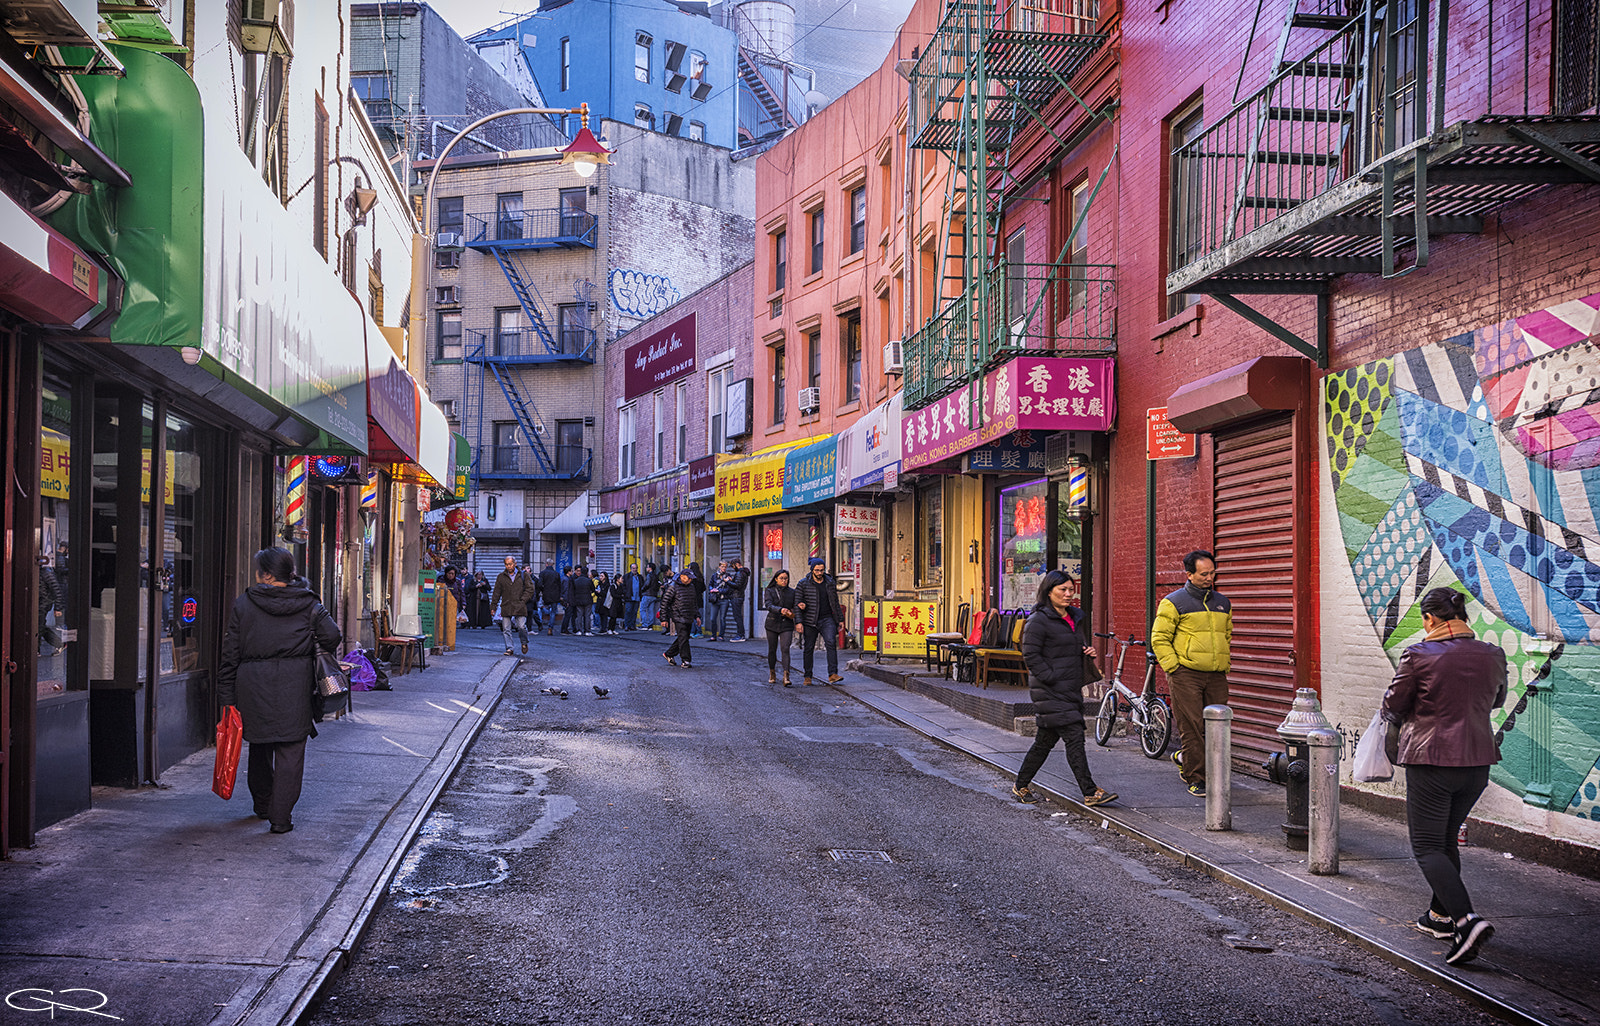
[{"x1": 996, "y1": 477, "x2": 1091, "y2": 614}]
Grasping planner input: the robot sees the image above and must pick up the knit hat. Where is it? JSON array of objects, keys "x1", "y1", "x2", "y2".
[{"x1": 808, "y1": 557, "x2": 825, "y2": 567}]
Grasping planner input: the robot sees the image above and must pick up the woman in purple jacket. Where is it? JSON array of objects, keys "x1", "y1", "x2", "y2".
[{"x1": 1381, "y1": 587, "x2": 1508, "y2": 966}]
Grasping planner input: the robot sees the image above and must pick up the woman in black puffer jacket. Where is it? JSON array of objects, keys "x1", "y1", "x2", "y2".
[
  {"x1": 1012, "y1": 570, "x2": 1116, "y2": 807},
  {"x1": 217, "y1": 547, "x2": 342, "y2": 834},
  {"x1": 763, "y1": 569, "x2": 798, "y2": 686}
]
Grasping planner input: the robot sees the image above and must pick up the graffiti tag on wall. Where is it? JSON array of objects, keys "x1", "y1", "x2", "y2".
[{"x1": 609, "y1": 269, "x2": 681, "y2": 320}]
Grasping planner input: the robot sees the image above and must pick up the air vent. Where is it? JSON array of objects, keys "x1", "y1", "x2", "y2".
[
  {"x1": 435, "y1": 232, "x2": 465, "y2": 251},
  {"x1": 798, "y1": 386, "x2": 821, "y2": 415}
]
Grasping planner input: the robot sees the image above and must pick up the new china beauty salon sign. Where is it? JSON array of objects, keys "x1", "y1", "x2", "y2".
[
  {"x1": 624, "y1": 311, "x2": 696, "y2": 400},
  {"x1": 902, "y1": 357, "x2": 1115, "y2": 470}
]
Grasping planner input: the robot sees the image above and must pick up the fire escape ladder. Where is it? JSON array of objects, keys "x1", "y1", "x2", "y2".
[
  {"x1": 738, "y1": 47, "x2": 793, "y2": 130},
  {"x1": 488, "y1": 361, "x2": 556, "y2": 476},
  {"x1": 487, "y1": 247, "x2": 559, "y2": 354}
]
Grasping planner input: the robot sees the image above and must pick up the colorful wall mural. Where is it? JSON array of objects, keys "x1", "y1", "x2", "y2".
[{"x1": 1326, "y1": 292, "x2": 1600, "y2": 822}]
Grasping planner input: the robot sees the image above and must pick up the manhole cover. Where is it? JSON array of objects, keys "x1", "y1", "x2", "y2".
[{"x1": 828, "y1": 849, "x2": 892, "y2": 862}]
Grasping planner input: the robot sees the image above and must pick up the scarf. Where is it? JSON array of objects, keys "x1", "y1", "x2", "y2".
[{"x1": 1423, "y1": 618, "x2": 1475, "y2": 642}]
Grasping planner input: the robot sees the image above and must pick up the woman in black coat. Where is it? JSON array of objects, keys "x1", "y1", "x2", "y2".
[
  {"x1": 763, "y1": 569, "x2": 798, "y2": 685},
  {"x1": 606, "y1": 574, "x2": 628, "y2": 634},
  {"x1": 1012, "y1": 570, "x2": 1115, "y2": 807},
  {"x1": 217, "y1": 547, "x2": 342, "y2": 834}
]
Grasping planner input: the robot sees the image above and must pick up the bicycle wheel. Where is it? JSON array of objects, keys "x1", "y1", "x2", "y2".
[
  {"x1": 1140, "y1": 697, "x2": 1173, "y2": 759},
  {"x1": 1093, "y1": 688, "x2": 1118, "y2": 746}
]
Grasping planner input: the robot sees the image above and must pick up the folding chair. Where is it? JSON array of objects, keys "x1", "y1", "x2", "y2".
[{"x1": 924, "y1": 602, "x2": 971, "y2": 675}]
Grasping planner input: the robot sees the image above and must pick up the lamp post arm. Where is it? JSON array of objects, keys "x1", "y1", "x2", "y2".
[{"x1": 421, "y1": 106, "x2": 584, "y2": 236}]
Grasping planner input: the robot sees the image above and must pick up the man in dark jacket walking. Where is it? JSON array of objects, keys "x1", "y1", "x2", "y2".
[
  {"x1": 661, "y1": 569, "x2": 699, "y2": 667},
  {"x1": 570, "y1": 565, "x2": 595, "y2": 635},
  {"x1": 218, "y1": 547, "x2": 342, "y2": 834},
  {"x1": 538, "y1": 559, "x2": 563, "y2": 635},
  {"x1": 620, "y1": 563, "x2": 643, "y2": 631},
  {"x1": 490, "y1": 556, "x2": 534, "y2": 655},
  {"x1": 795, "y1": 557, "x2": 845, "y2": 685},
  {"x1": 724, "y1": 559, "x2": 751, "y2": 641}
]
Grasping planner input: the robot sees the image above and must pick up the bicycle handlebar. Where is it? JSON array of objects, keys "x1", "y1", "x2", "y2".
[{"x1": 1094, "y1": 631, "x2": 1146, "y2": 647}]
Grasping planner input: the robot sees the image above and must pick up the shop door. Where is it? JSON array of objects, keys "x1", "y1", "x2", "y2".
[
  {"x1": 1212, "y1": 415, "x2": 1299, "y2": 771},
  {"x1": 594, "y1": 531, "x2": 621, "y2": 575}
]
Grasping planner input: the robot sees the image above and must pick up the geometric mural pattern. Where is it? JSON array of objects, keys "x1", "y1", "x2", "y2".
[{"x1": 1327, "y1": 292, "x2": 1600, "y2": 818}]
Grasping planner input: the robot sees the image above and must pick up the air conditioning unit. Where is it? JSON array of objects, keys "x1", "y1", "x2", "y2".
[
  {"x1": 883, "y1": 339, "x2": 904, "y2": 374},
  {"x1": 435, "y1": 232, "x2": 465, "y2": 251},
  {"x1": 798, "y1": 386, "x2": 821, "y2": 415},
  {"x1": 240, "y1": 0, "x2": 294, "y2": 56},
  {"x1": 435, "y1": 285, "x2": 460, "y2": 304}
]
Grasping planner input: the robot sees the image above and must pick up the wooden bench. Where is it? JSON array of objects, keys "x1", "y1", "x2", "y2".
[{"x1": 975, "y1": 612, "x2": 1029, "y2": 689}]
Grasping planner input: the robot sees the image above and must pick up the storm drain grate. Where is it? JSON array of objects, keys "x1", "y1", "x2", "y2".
[{"x1": 828, "y1": 849, "x2": 893, "y2": 862}]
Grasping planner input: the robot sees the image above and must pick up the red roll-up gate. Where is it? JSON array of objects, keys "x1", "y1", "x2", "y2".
[{"x1": 1213, "y1": 415, "x2": 1299, "y2": 773}]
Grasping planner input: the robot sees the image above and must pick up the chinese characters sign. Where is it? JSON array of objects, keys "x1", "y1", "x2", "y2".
[
  {"x1": 624, "y1": 312, "x2": 697, "y2": 400},
  {"x1": 864, "y1": 600, "x2": 937, "y2": 656},
  {"x1": 902, "y1": 357, "x2": 1115, "y2": 470},
  {"x1": 608, "y1": 470, "x2": 690, "y2": 520},
  {"x1": 834, "y1": 504, "x2": 881, "y2": 539},
  {"x1": 715, "y1": 449, "x2": 789, "y2": 519},
  {"x1": 782, "y1": 436, "x2": 837, "y2": 508}
]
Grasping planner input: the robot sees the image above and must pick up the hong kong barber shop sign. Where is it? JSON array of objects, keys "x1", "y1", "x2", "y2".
[
  {"x1": 902, "y1": 357, "x2": 1115, "y2": 470},
  {"x1": 624, "y1": 311, "x2": 697, "y2": 400}
]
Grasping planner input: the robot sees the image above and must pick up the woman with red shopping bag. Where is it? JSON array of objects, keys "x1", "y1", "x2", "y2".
[{"x1": 217, "y1": 547, "x2": 341, "y2": 834}]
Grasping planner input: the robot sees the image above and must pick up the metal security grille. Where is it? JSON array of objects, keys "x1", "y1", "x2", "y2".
[
  {"x1": 719, "y1": 528, "x2": 744, "y2": 565},
  {"x1": 593, "y1": 531, "x2": 621, "y2": 575},
  {"x1": 473, "y1": 542, "x2": 522, "y2": 575},
  {"x1": 827, "y1": 849, "x2": 892, "y2": 862},
  {"x1": 1557, "y1": 0, "x2": 1600, "y2": 115},
  {"x1": 1212, "y1": 415, "x2": 1298, "y2": 773}
]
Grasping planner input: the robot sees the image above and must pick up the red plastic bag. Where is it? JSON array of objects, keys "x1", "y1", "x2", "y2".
[{"x1": 212, "y1": 706, "x2": 243, "y2": 800}]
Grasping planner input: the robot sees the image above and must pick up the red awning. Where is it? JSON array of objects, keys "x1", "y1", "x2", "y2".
[{"x1": 1166, "y1": 356, "x2": 1308, "y2": 435}]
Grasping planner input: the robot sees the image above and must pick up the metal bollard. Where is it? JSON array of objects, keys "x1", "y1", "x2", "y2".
[
  {"x1": 1204, "y1": 704, "x2": 1232, "y2": 831},
  {"x1": 1307, "y1": 727, "x2": 1341, "y2": 875}
]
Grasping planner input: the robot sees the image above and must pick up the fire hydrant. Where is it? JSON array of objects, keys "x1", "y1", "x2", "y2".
[{"x1": 1264, "y1": 687, "x2": 1333, "y2": 851}]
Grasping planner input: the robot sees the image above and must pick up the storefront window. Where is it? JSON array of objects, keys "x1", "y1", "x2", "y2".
[
  {"x1": 38, "y1": 369, "x2": 75, "y2": 697},
  {"x1": 915, "y1": 481, "x2": 942, "y2": 587},
  {"x1": 1052, "y1": 478, "x2": 1084, "y2": 579},
  {"x1": 760, "y1": 520, "x2": 784, "y2": 593},
  {"x1": 999, "y1": 478, "x2": 1049, "y2": 610},
  {"x1": 160, "y1": 410, "x2": 208, "y2": 676}
]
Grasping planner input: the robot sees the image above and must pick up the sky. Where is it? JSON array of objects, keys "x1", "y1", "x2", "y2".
[{"x1": 432, "y1": 1, "x2": 542, "y2": 39}]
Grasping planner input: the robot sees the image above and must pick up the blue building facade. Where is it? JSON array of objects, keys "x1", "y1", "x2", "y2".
[{"x1": 474, "y1": 0, "x2": 740, "y2": 151}]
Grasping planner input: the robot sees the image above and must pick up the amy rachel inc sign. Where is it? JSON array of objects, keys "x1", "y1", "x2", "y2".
[{"x1": 625, "y1": 311, "x2": 697, "y2": 400}]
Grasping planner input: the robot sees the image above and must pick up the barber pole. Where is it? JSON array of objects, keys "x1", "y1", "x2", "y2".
[
  {"x1": 361, "y1": 469, "x2": 379, "y2": 510},
  {"x1": 286, "y1": 455, "x2": 307, "y2": 525}
]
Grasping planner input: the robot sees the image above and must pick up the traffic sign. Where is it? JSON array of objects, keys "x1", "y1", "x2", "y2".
[{"x1": 1147, "y1": 407, "x2": 1196, "y2": 460}]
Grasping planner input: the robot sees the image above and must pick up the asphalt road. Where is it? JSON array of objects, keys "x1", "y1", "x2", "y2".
[{"x1": 304, "y1": 630, "x2": 1502, "y2": 1026}]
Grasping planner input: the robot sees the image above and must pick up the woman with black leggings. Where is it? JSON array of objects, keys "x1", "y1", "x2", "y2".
[
  {"x1": 1382, "y1": 586, "x2": 1507, "y2": 965},
  {"x1": 763, "y1": 570, "x2": 797, "y2": 685}
]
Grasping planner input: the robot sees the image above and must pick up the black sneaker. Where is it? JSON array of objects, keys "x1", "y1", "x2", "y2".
[
  {"x1": 1187, "y1": 780, "x2": 1207, "y2": 797},
  {"x1": 1415, "y1": 911, "x2": 1455, "y2": 939},
  {"x1": 1012, "y1": 785, "x2": 1042, "y2": 804},
  {"x1": 1447, "y1": 915, "x2": 1493, "y2": 964}
]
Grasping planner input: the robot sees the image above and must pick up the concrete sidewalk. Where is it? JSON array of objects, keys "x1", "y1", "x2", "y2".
[
  {"x1": 833, "y1": 668, "x2": 1600, "y2": 1026},
  {"x1": 0, "y1": 648, "x2": 515, "y2": 1026}
]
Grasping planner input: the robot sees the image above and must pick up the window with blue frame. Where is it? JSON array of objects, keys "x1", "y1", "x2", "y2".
[{"x1": 636, "y1": 31, "x2": 652, "y2": 83}]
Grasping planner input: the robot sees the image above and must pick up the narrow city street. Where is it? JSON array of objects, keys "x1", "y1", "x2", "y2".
[{"x1": 305, "y1": 628, "x2": 1499, "y2": 1026}]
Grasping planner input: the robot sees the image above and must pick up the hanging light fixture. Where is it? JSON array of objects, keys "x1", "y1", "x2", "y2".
[{"x1": 560, "y1": 103, "x2": 613, "y2": 179}]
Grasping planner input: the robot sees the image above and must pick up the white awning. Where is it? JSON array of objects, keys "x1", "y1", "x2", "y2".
[
  {"x1": 540, "y1": 491, "x2": 591, "y2": 534},
  {"x1": 583, "y1": 511, "x2": 624, "y2": 529}
]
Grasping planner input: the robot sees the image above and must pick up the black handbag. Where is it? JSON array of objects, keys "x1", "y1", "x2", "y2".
[{"x1": 314, "y1": 651, "x2": 350, "y2": 697}]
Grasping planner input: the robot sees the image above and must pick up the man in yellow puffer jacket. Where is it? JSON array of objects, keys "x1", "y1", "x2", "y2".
[{"x1": 1149, "y1": 550, "x2": 1231, "y2": 797}]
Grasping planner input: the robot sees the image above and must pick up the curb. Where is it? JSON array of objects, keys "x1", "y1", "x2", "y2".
[{"x1": 237, "y1": 656, "x2": 519, "y2": 1026}]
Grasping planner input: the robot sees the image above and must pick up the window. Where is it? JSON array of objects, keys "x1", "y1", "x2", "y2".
[
  {"x1": 556, "y1": 421, "x2": 584, "y2": 475},
  {"x1": 1557, "y1": 0, "x2": 1600, "y2": 113},
  {"x1": 653, "y1": 391, "x2": 667, "y2": 471},
  {"x1": 665, "y1": 40, "x2": 688, "y2": 92},
  {"x1": 493, "y1": 422, "x2": 520, "y2": 473},
  {"x1": 675, "y1": 380, "x2": 689, "y2": 464},
  {"x1": 916, "y1": 480, "x2": 943, "y2": 586},
  {"x1": 1005, "y1": 225, "x2": 1026, "y2": 334},
  {"x1": 772, "y1": 343, "x2": 786, "y2": 424},
  {"x1": 619, "y1": 403, "x2": 636, "y2": 480},
  {"x1": 848, "y1": 185, "x2": 866, "y2": 255},
  {"x1": 558, "y1": 303, "x2": 586, "y2": 355},
  {"x1": 559, "y1": 187, "x2": 588, "y2": 236},
  {"x1": 497, "y1": 192, "x2": 524, "y2": 240},
  {"x1": 635, "y1": 102, "x2": 654, "y2": 129},
  {"x1": 809, "y1": 207, "x2": 825, "y2": 274},
  {"x1": 350, "y1": 73, "x2": 390, "y2": 100},
  {"x1": 841, "y1": 311, "x2": 862, "y2": 403},
  {"x1": 773, "y1": 230, "x2": 787, "y2": 291},
  {"x1": 436, "y1": 196, "x2": 463, "y2": 268},
  {"x1": 806, "y1": 328, "x2": 821, "y2": 390},
  {"x1": 636, "y1": 31, "x2": 652, "y2": 83},
  {"x1": 1168, "y1": 100, "x2": 1205, "y2": 316},
  {"x1": 494, "y1": 307, "x2": 523, "y2": 357},
  {"x1": 560, "y1": 38, "x2": 571, "y2": 92},
  {"x1": 1068, "y1": 179, "x2": 1090, "y2": 313},
  {"x1": 688, "y1": 121, "x2": 705, "y2": 142},
  {"x1": 708, "y1": 366, "x2": 727, "y2": 453},
  {"x1": 437, "y1": 310, "x2": 462, "y2": 360},
  {"x1": 688, "y1": 50, "x2": 710, "y2": 99}
]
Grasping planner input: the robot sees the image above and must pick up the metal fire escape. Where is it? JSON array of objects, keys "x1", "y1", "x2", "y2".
[
  {"x1": 904, "y1": 0, "x2": 1114, "y2": 411},
  {"x1": 1167, "y1": 0, "x2": 1600, "y2": 368},
  {"x1": 461, "y1": 206, "x2": 598, "y2": 485}
]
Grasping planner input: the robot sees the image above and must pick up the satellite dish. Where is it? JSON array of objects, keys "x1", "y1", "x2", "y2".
[{"x1": 804, "y1": 89, "x2": 828, "y2": 110}]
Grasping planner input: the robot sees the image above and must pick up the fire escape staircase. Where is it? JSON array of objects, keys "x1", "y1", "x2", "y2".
[
  {"x1": 738, "y1": 47, "x2": 795, "y2": 134},
  {"x1": 1167, "y1": 0, "x2": 1600, "y2": 368},
  {"x1": 903, "y1": 0, "x2": 1111, "y2": 410}
]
